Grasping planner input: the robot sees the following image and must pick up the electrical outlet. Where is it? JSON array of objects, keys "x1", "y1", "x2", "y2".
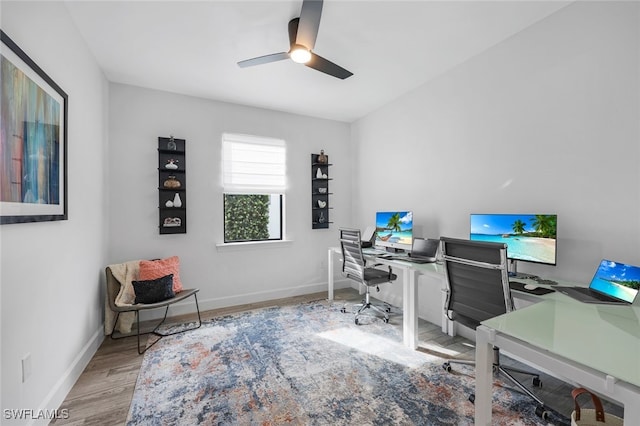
[{"x1": 21, "y1": 353, "x2": 31, "y2": 382}]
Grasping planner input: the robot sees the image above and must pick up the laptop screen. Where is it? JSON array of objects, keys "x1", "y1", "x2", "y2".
[
  {"x1": 412, "y1": 238, "x2": 439, "y2": 258},
  {"x1": 590, "y1": 259, "x2": 640, "y2": 303}
]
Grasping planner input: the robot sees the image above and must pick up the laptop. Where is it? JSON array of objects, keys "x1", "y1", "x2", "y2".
[
  {"x1": 555, "y1": 259, "x2": 640, "y2": 305},
  {"x1": 401, "y1": 238, "x2": 439, "y2": 264}
]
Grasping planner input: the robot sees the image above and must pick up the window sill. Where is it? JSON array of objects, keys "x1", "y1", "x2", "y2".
[{"x1": 215, "y1": 239, "x2": 294, "y2": 252}]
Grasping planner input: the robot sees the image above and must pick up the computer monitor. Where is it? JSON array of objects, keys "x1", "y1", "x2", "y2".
[
  {"x1": 470, "y1": 213, "x2": 557, "y2": 276},
  {"x1": 374, "y1": 211, "x2": 413, "y2": 252}
]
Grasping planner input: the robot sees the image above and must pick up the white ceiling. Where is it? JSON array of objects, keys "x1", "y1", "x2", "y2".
[{"x1": 65, "y1": 1, "x2": 569, "y2": 122}]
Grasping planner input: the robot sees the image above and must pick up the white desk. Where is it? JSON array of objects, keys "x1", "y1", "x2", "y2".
[
  {"x1": 475, "y1": 298, "x2": 640, "y2": 425},
  {"x1": 327, "y1": 246, "x2": 444, "y2": 349}
]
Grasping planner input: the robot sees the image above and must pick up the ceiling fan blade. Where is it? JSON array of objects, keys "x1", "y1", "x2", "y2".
[
  {"x1": 288, "y1": 18, "x2": 299, "y2": 48},
  {"x1": 296, "y1": 0, "x2": 323, "y2": 50},
  {"x1": 237, "y1": 52, "x2": 289, "y2": 68},
  {"x1": 306, "y1": 52, "x2": 353, "y2": 80}
]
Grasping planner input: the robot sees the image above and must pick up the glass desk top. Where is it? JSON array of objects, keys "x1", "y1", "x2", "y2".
[
  {"x1": 360, "y1": 247, "x2": 443, "y2": 273},
  {"x1": 482, "y1": 299, "x2": 640, "y2": 388}
]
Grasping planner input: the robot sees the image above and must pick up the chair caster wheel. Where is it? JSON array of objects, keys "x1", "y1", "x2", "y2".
[
  {"x1": 340, "y1": 308, "x2": 347, "y2": 313},
  {"x1": 532, "y1": 376, "x2": 542, "y2": 387},
  {"x1": 355, "y1": 318, "x2": 359, "y2": 325},
  {"x1": 383, "y1": 317, "x2": 389, "y2": 323},
  {"x1": 442, "y1": 362, "x2": 452, "y2": 372},
  {"x1": 468, "y1": 394, "x2": 475, "y2": 404},
  {"x1": 535, "y1": 405, "x2": 549, "y2": 420},
  {"x1": 385, "y1": 307, "x2": 391, "y2": 313}
]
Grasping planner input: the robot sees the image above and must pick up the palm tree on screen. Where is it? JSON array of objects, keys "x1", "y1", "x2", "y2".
[
  {"x1": 387, "y1": 213, "x2": 402, "y2": 232},
  {"x1": 512, "y1": 219, "x2": 526, "y2": 235},
  {"x1": 530, "y1": 215, "x2": 556, "y2": 238}
]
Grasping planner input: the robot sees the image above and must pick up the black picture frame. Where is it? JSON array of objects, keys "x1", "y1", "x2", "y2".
[{"x1": 1, "y1": 30, "x2": 68, "y2": 224}]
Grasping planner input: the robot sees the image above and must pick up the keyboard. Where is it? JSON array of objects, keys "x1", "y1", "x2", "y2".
[
  {"x1": 532, "y1": 277, "x2": 558, "y2": 286},
  {"x1": 577, "y1": 287, "x2": 619, "y2": 302},
  {"x1": 376, "y1": 254, "x2": 394, "y2": 259},
  {"x1": 364, "y1": 249, "x2": 388, "y2": 255}
]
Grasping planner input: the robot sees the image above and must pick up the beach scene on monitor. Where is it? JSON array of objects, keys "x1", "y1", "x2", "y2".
[
  {"x1": 591, "y1": 260, "x2": 640, "y2": 303},
  {"x1": 470, "y1": 214, "x2": 557, "y2": 265},
  {"x1": 375, "y1": 211, "x2": 413, "y2": 246}
]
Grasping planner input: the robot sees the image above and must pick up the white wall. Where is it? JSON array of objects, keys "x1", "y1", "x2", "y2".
[
  {"x1": 108, "y1": 84, "x2": 351, "y2": 315},
  {"x1": 351, "y1": 1, "x2": 640, "y2": 320},
  {"x1": 0, "y1": 1, "x2": 109, "y2": 423}
]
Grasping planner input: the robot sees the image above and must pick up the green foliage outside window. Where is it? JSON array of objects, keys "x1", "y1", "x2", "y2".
[{"x1": 224, "y1": 194, "x2": 270, "y2": 242}]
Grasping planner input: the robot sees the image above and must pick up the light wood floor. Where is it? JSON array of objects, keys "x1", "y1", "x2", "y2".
[{"x1": 52, "y1": 288, "x2": 622, "y2": 425}]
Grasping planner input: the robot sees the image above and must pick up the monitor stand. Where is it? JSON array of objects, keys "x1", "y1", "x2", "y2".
[
  {"x1": 386, "y1": 247, "x2": 405, "y2": 253},
  {"x1": 508, "y1": 259, "x2": 536, "y2": 279}
]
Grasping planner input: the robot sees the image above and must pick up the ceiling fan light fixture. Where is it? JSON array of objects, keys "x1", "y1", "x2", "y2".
[
  {"x1": 290, "y1": 45, "x2": 311, "y2": 64},
  {"x1": 237, "y1": 0, "x2": 352, "y2": 79}
]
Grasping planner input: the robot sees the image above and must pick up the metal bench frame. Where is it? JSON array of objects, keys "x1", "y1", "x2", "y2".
[{"x1": 106, "y1": 266, "x2": 202, "y2": 354}]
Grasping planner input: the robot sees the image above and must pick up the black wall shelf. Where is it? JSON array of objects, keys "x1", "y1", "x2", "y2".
[
  {"x1": 311, "y1": 153, "x2": 332, "y2": 229},
  {"x1": 158, "y1": 136, "x2": 186, "y2": 234}
]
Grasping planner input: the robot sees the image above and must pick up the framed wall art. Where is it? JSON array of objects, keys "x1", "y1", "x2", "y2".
[{"x1": 1, "y1": 30, "x2": 68, "y2": 224}]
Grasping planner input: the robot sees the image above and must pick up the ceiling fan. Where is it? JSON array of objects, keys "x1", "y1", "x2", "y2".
[{"x1": 237, "y1": 0, "x2": 353, "y2": 80}]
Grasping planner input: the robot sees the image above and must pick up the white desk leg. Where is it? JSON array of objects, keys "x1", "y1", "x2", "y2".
[
  {"x1": 403, "y1": 268, "x2": 418, "y2": 349},
  {"x1": 475, "y1": 325, "x2": 494, "y2": 425},
  {"x1": 327, "y1": 248, "x2": 334, "y2": 301}
]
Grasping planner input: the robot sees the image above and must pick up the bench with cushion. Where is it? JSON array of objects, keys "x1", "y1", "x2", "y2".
[{"x1": 106, "y1": 265, "x2": 201, "y2": 354}]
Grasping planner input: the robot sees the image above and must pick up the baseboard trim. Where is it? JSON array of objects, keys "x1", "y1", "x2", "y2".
[
  {"x1": 138, "y1": 280, "x2": 352, "y2": 321},
  {"x1": 30, "y1": 327, "x2": 104, "y2": 426}
]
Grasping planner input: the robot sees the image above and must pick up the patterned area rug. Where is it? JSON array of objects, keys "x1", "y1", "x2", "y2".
[{"x1": 127, "y1": 300, "x2": 568, "y2": 425}]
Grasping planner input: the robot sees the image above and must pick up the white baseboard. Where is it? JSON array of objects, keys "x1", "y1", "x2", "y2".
[
  {"x1": 29, "y1": 327, "x2": 104, "y2": 426},
  {"x1": 139, "y1": 280, "x2": 352, "y2": 321}
]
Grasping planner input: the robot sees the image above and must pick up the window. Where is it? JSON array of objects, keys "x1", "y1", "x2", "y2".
[{"x1": 222, "y1": 133, "x2": 286, "y2": 243}]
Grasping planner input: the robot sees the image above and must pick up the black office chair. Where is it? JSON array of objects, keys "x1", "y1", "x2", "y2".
[
  {"x1": 440, "y1": 237, "x2": 550, "y2": 419},
  {"x1": 339, "y1": 228, "x2": 398, "y2": 325}
]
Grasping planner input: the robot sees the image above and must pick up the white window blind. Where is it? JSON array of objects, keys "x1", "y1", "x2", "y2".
[{"x1": 222, "y1": 133, "x2": 286, "y2": 194}]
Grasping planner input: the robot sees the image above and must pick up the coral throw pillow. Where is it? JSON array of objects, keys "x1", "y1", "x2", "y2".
[{"x1": 138, "y1": 256, "x2": 183, "y2": 293}]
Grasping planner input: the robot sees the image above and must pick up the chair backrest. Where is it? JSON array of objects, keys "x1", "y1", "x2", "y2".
[
  {"x1": 440, "y1": 237, "x2": 513, "y2": 329},
  {"x1": 340, "y1": 228, "x2": 366, "y2": 285}
]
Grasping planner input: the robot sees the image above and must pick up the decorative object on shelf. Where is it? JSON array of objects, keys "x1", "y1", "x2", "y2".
[
  {"x1": 165, "y1": 159, "x2": 179, "y2": 170},
  {"x1": 163, "y1": 175, "x2": 181, "y2": 189},
  {"x1": 316, "y1": 168, "x2": 323, "y2": 179},
  {"x1": 163, "y1": 217, "x2": 182, "y2": 227},
  {"x1": 318, "y1": 200, "x2": 326, "y2": 208},
  {"x1": 318, "y1": 187, "x2": 327, "y2": 194},
  {"x1": 165, "y1": 200, "x2": 174, "y2": 208},
  {"x1": 0, "y1": 31, "x2": 69, "y2": 225},
  {"x1": 173, "y1": 193, "x2": 183, "y2": 208},
  {"x1": 322, "y1": 173, "x2": 328, "y2": 179},
  {"x1": 317, "y1": 150, "x2": 328, "y2": 164},
  {"x1": 167, "y1": 135, "x2": 177, "y2": 151},
  {"x1": 318, "y1": 211, "x2": 326, "y2": 223}
]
